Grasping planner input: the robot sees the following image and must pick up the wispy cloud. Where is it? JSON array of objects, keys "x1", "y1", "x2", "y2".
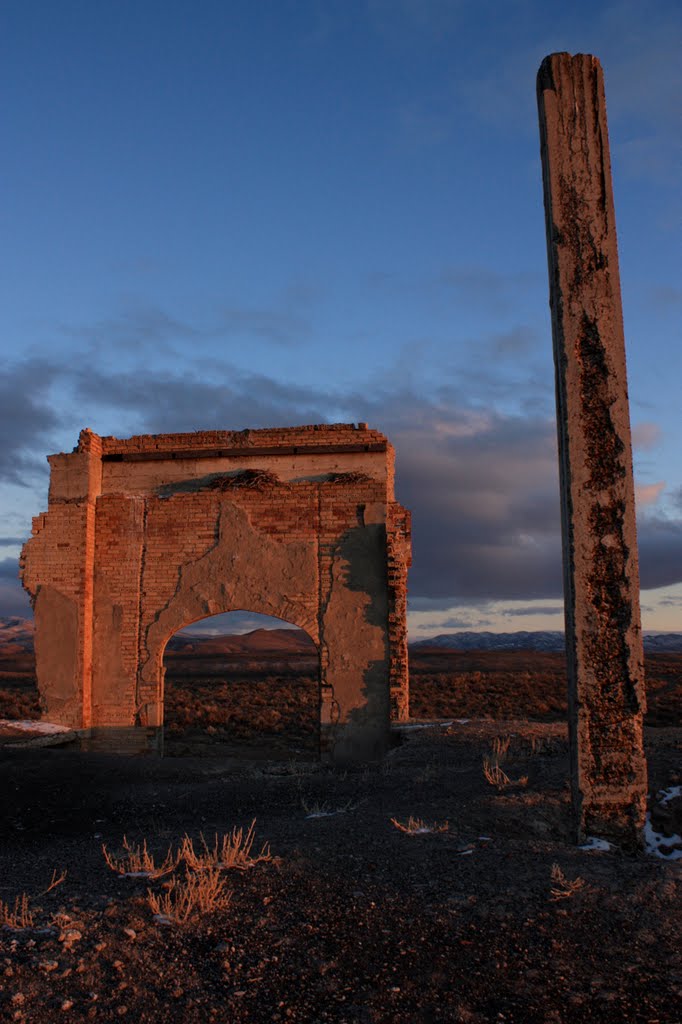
[
  {"x1": 61, "y1": 307, "x2": 202, "y2": 351},
  {"x1": 635, "y1": 482, "x2": 666, "y2": 507},
  {"x1": 0, "y1": 361, "x2": 62, "y2": 485},
  {"x1": 454, "y1": 0, "x2": 682, "y2": 185},
  {"x1": 649, "y1": 286, "x2": 682, "y2": 310},
  {"x1": 419, "y1": 615, "x2": 494, "y2": 632},
  {"x1": 0, "y1": 557, "x2": 31, "y2": 618},
  {"x1": 489, "y1": 325, "x2": 540, "y2": 358},
  {"x1": 501, "y1": 605, "x2": 563, "y2": 618},
  {"x1": 219, "y1": 307, "x2": 311, "y2": 346},
  {"x1": 632, "y1": 422, "x2": 662, "y2": 450},
  {"x1": 438, "y1": 265, "x2": 538, "y2": 313},
  {"x1": 61, "y1": 300, "x2": 312, "y2": 356}
]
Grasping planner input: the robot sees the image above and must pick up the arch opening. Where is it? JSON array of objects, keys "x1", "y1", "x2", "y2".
[{"x1": 161, "y1": 610, "x2": 320, "y2": 759}]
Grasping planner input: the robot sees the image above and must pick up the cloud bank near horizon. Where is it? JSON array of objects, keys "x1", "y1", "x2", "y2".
[{"x1": 1, "y1": 341, "x2": 680, "y2": 622}]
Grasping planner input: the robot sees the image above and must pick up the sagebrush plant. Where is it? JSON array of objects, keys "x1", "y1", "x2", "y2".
[
  {"x1": 147, "y1": 866, "x2": 231, "y2": 924},
  {"x1": 529, "y1": 734, "x2": 562, "y2": 756},
  {"x1": 300, "y1": 795, "x2": 333, "y2": 817},
  {"x1": 549, "y1": 862, "x2": 586, "y2": 900},
  {"x1": 0, "y1": 893, "x2": 34, "y2": 929},
  {"x1": 491, "y1": 735, "x2": 511, "y2": 762},
  {"x1": 102, "y1": 836, "x2": 177, "y2": 878},
  {"x1": 301, "y1": 794, "x2": 359, "y2": 817},
  {"x1": 482, "y1": 751, "x2": 528, "y2": 790},
  {"x1": 39, "y1": 869, "x2": 67, "y2": 895},
  {"x1": 179, "y1": 820, "x2": 272, "y2": 871},
  {"x1": 391, "y1": 816, "x2": 449, "y2": 835},
  {"x1": 482, "y1": 756, "x2": 512, "y2": 789}
]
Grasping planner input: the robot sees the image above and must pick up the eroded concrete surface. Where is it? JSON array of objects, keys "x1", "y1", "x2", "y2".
[{"x1": 538, "y1": 52, "x2": 647, "y2": 846}]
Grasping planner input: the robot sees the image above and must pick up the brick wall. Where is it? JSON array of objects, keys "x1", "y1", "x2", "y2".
[{"x1": 21, "y1": 425, "x2": 411, "y2": 758}]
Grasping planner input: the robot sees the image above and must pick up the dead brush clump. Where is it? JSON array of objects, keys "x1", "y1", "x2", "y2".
[
  {"x1": 147, "y1": 866, "x2": 231, "y2": 924},
  {"x1": 391, "y1": 816, "x2": 449, "y2": 835},
  {"x1": 529, "y1": 733, "x2": 564, "y2": 757},
  {"x1": 0, "y1": 893, "x2": 34, "y2": 929},
  {"x1": 482, "y1": 756, "x2": 513, "y2": 789},
  {"x1": 482, "y1": 735, "x2": 528, "y2": 791},
  {"x1": 299, "y1": 789, "x2": 360, "y2": 817},
  {"x1": 179, "y1": 819, "x2": 272, "y2": 871},
  {"x1": 482, "y1": 757, "x2": 528, "y2": 790},
  {"x1": 549, "y1": 862, "x2": 586, "y2": 901},
  {"x1": 39, "y1": 869, "x2": 67, "y2": 895},
  {"x1": 102, "y1": 836, "x2": 177, "y2": 878},
  {"x1": 491, "y1": 734, "x2": 512, "y2": 762}
]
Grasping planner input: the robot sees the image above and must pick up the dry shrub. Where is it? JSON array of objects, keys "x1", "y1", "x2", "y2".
[
  {"x1": 179, "y1": 819, "x2": 272, "y2": 871},
  {"x1": 147, "y1": 867, "x2": 231, "y2": 924},
  {"x1": 391, "y1": 816, "x2": 449, "y2": 835},
  {"x1": 39, "y1": 869, "x2": 67, "y2": 895},
  {"x1": 0, "y1": 688, "x2": 41, "y2": 721},
  {"x1": 491, "y1": 735, "x2": 511, "y2": 762},
  {"x1": 102, "y1": 836, "x2": 177, "y2": 878},
  {"x1": 482, "y1": 755, "x2": 528, "y2": 791},
  {"x1": 482, "y1": 757, "x2": 512, "y2": 789},
  {"x1": 549, "y1": 862, "x2": 586, "y2": 901},
  {"x1": 300, "y1": 796, "x2": 333, "y2": 818},
  {"x1": 0, "y1": 893, "x2": 34, "y2": 929}
]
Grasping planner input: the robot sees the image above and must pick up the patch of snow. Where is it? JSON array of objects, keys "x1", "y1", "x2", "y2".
[
  {"x1": 454, "y1": 719, "x2": 470, "y2": 725},
  {"x1": 123, "y1": 871, "x2": 155, "y2": 878},
  {"x1": 658, "y1": 786, "x2": 681, "y2": 806},
  {"x1": 579, "y1": 836, "x2": 613, "y2": 852},
  {"x1": 305, "y1": 811, "x2": 336, "y2": 819},
  {"x1": 456, "y1": 849, "x2": 474, "y2": 856},
  {"x1": 397, "y1": 720, "x2": 455, "y2": 731},
  {"x1": 644, "y1": 813, "x2": 682, "y2": 861},
  {"x1": 0, "y1": 719, "x2": 71, "y2": 734},
  {"x1": 152, "y1": 914, "x2": 173, "y2": 926},
  {"x1": 478, "y1": 836, "x2": 493, "y2": 842}
]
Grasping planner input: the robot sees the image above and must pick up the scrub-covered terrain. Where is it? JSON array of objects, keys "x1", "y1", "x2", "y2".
[
  {"x1": 0, "y1": 621, "x2": 680, "y2": 1022},
  {"x1": 0, "y1": 720, "x2": 680, "y2": 1024}
]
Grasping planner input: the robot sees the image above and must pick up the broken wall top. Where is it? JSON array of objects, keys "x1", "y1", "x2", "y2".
[{"x1": 47, "y1": 423, "x2": 396, "y2": 503}]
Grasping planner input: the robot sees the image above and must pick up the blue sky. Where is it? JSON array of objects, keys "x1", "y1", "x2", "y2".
[{"x1": 1, "y1": 0, "x2": 680, "y2": 637}]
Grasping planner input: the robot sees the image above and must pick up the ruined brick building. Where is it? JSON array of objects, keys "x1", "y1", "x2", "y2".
[{"x1": 20, "y1": 424, "x2": 411, "y2": 760}]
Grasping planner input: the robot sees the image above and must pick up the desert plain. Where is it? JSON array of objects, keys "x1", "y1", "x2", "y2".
[{"x1": 0, "y1": 620, "x2": 680, "y2": 1023}]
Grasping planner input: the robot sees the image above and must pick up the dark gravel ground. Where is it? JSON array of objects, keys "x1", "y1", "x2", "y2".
[{"x1": 0, "y1": 720, "x2": 680, "y2": 1024}]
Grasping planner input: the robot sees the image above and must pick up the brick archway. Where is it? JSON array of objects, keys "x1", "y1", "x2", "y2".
[
  {"x1": 21, "y1": 424, "x2": 411, "y2": 761},
  {"x1": 161, "y1": 610, "x2": 321, "y2": 756}
]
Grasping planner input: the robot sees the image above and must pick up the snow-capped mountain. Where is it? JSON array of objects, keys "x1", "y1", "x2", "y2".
[{"x1": 411, "y1": 630, "x2": 682, "y2": 653}]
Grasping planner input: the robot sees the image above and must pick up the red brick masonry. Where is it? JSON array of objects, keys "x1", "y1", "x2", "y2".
[{"x1": 21, "y1": 424, "x2": 411, "y2": 760}]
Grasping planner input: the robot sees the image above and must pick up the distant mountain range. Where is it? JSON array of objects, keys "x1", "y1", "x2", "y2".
[
  {"x1": 168, "y1": 627, "x2": 316, "y2": 657},
  {"x1": 411, "y1": 630, "x2": 682, "y2": 653},
  {"x1": 0, "y1": 616, "x2": 34, "y2": 654},
  {"x1": 1, "y1": 617, "x2": 681, "y2": 655}
]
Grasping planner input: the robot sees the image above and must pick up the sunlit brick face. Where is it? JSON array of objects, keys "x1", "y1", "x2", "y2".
[{"x1": 21, "y1": 424, "x2": 411, "y2": 761}]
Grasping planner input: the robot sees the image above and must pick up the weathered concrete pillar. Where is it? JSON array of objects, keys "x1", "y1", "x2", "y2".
[{"x1": 537, "y1": 53, "x2": 647, "y2": 847}]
